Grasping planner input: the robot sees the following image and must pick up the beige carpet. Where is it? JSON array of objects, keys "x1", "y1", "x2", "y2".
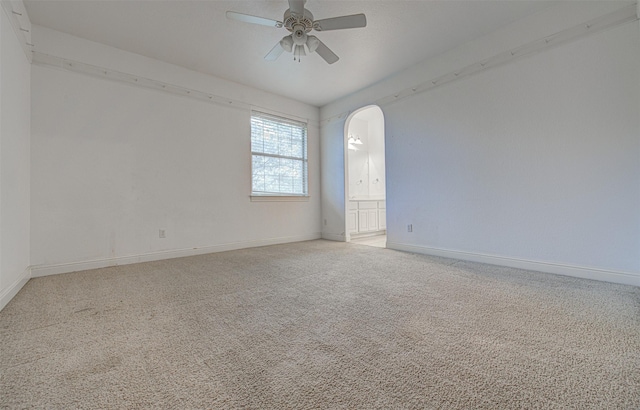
[
  {"x1": 1, "y1": 240, "x2": 639, "y2": 409},
  {"x1": 350, "y1": 234, "x2": 386, "y2": 248}
]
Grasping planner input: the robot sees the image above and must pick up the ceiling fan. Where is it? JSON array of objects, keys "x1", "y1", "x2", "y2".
[{"x1": 226, "y1": 0, "x2": 366, "y2": 64}]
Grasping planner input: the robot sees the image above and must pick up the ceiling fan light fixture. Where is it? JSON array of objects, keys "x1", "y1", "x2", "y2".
[
  {"x1": 306, "y1": 35, "x2": 320, "y2": 53},
  {"x1": 280, "y1": 35, "x2": 294, "y2": 52}
]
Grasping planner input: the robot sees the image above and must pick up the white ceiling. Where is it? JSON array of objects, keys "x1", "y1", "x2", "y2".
[{"x1": 23, "y1": 0, "x2": 559, "y2": 107}]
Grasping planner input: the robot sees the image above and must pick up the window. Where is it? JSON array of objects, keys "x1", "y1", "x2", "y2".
[{"x1": 251, "y1": 111, "x2": 308, "y2": 196}]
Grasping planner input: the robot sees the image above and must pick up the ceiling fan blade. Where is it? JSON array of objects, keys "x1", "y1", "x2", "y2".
[
  {"x1": 288, "y1": 0, "x2": 305, "y2": 17},
  {"x1": 265, "y1": 42, "x2": 285, "y2": 61},
  {"x1": 314, "y1": 39, "x2": 339, "y2": 64},
  {"x1": 226, "y1": 11, "x2": 281, "y2": 28},
  {"x1": 314, "y1": 14, "x2": 367, "y2": 31}
]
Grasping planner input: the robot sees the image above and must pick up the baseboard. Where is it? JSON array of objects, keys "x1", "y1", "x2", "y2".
[
  {"x1": 31, "y1": 233, "x2": 322, "y2": 277},
  {"x1": 0, "y1": 266, "x2": 31, "y2": 311},
  {"x1": 387, "y1": 242, "x2": 640, "y2": 287},
  {"x1": 322, "y1": 232, "x2": 346, "y2": 242}
]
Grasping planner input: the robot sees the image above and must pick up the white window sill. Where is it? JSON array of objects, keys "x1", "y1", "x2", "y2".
[{"x1": 250, "y1": 195, "x2": 310, "y2": 202}]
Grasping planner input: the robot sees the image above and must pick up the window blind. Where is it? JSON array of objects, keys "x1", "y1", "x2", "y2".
[{"x1": 251, "y1": 112, "x2": 308, "y2": 195}]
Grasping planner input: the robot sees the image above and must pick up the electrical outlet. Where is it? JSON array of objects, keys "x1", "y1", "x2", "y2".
[
  {"x1": 407, "y1": 224, "x2": 413, "y2": 232},
  {"x1": 324, "y1": 219, "x2": 327, "y2": 226},
  {"x1": 159, "y1": 229, "x2": 166, "y2": 238}
]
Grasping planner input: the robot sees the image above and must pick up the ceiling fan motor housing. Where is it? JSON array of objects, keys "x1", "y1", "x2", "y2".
[
  {"x1": 283, "y1": 9, "x2": 314, "y2": 33},
  {"x1": 292, "y1": 26, "x2": 307, "y2": 45}
]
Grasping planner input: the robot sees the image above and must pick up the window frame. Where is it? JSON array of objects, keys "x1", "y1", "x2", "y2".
[{"x1": 250, "y1": 111, "x2": 309, "y2": 200}]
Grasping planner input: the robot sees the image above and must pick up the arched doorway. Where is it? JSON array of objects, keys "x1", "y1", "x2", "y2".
[{"x1": 344, "y1": 106, "x2": 386, "y2": 247}]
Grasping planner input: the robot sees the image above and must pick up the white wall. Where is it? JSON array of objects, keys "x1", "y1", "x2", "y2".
[
  {"x1": 0, "y1": 5, "x2": 31, "y2": 309},
  {"x1": 321, "y1": 2, "x2": 640, "y2": 285},
  {"x1": 320, "y1": 117, "x2": 346, "y2": 241},
  {"x1": 385, "y1": 21, "x2": 639, "y2": 274},
  {"x1": 30, "y1": 26, "x2": 321, "y2": 275},
  {"x1": 347, "y1": 117, "x2": 369, "y2": 198},
  {"x1": 366, "y1": 111, "x2": 385, "y2": 199}
]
